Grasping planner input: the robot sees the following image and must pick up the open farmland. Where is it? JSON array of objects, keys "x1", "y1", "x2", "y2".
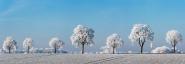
[{"x1": 0, "y1": 54, "x2": 185, "y2": 64}]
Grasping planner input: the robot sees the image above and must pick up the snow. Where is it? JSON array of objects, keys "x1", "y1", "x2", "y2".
[
  {"x1": 151, "y1": 46, "x2": 183, "y2": 54},
  {"x1": 0, "y1": 54, "x2": 185, "y2": 64},
  {"x1": 100, "y1": 46, "x2": 114, "y2": 54},
  {"x1": 151, "y1": 46, "x2": 171, "y2": 53}
]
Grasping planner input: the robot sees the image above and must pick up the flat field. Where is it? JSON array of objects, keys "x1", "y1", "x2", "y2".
[{"x1": 0, "y1": 54, "x2": 184, "y2": 64}]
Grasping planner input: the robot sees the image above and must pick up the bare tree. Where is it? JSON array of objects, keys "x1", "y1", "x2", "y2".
[
  {"x1": 23, "y1": 37, "x2": 33, "y2": 53},
  {"x1": 49, "y1": 37, "x2": 64, "y2": 53},
  {"x1": 166, "y1": 30, "x2": 182, "y2": 53},
  {"x1": 129, "y1": 24, "x2": 154, "y2": 53},
  {"x1": 71, "y1": 25, "x2": 95, "y2": 54}
]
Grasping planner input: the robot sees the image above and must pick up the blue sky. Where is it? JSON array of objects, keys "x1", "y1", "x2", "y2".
[{"x1": 0, "y1": 0, "x2": 185, "y2": 53}]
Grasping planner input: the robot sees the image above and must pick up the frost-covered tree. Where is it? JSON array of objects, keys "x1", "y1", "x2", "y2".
[
  {"x1": 166, "y1": 30, "x2": 182, "y2": 53},
  {"x1": 3, "y1": 37, "x2": 17, "y2": 53},
  {"x1": 106, "y1": 33, "x2": 123, "y2": 54},
  {"x1": 151, "y1": 46, "x2": 171, "y2": 54},
  {"x1": 129, "y1": 24, "x2": 154, "y2": 53},
  {"x1": 49, "y1": 37, "x2": 64, "y2": 53},
  {"x1": 71, "y1": 25, "x2": 95, "y2": 54},
  {"x1": 23, "y1": 37, "x2": 33, "y2": 53}
]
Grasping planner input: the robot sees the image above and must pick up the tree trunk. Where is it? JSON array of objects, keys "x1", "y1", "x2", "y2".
[
  {"x1": 8, "y1": 47, "x2": 11, "y2": 54},
  {"x1": 54, "y1": 47, "x2": 57, "y2": 53},
  {"x1": 173, "y1": 45, "x2": 176, "y2": 53},
  {"x1": 54, "y1": 43, "x2": 57, "y2": 53},
  {"x1": 172, "y1": 40, "x2": 177, "y2": 53},
  {"x1": 140, "y1": 45, "x2": 143, "y2": 54},
  {"x1": 27, "y1": 46, "x2": 30, "y2": 53},
  {"x1": 81, "y1": 43, "x2": 85, "y2": 54},
  {"x1": 139, "y1": 38, "x2": 145, "y2": 54},
  {"x1": 112, "y1": 47, "x2": 115, "y2": 54}
]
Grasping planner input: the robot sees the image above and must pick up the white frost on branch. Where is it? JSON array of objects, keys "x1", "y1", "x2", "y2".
[
  {"x1": 166, "y1": 30, "x2": 182, "y2": 53},
  {"x1": 106, "y1": 33, "x2": 123, "y2": 49},
  {"x1": 23, "y1": 37, "x2": 33, "y2": 51},
  {"x1": 106, "y1": 33, "x2": 123, "y2": 48},
  {"x1": 100, "y1": 33, "x2": 123, "y2": 54},
  {"x1": 49, "y1": 37, "x2": 64, "y2": 49},
  {"x1": 70, "y1": 25, "x2": 95, "y2": 47},
  {"x1": 3, "y1": 37, "x2": 17, "y2": 53},
  {"x1": 129, "y1": 24, "x2": 154, "y2": 42},
  {"x1": 166, "y1": 30, "x2": 182, "y2": 46},
  {"x1": 129, "y1": 24, "x2": 154, "y2": 53}
]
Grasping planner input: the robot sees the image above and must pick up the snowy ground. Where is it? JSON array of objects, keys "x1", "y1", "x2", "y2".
[{"x1": 0, "y1": 54, "x2": 185, "y2": 64}]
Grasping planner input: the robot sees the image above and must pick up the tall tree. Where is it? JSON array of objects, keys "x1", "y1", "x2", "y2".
[
  {"x1": 129, "y1": 24, "x2": 154, "y2": 53},
  {"x1": 49, "y1": 37, "x2": 64, "y2": 53},
  {"x1": 3, "y1": 37, "x2": 17, "y2": 53},
  {"x1": 106, "y1": 33, "x2": 123, "y2": 54},
  {"x1": 71, "y1": 25, "x2": 95, "y2": 54},
  {"x1": 166, "y1": 30, "x2": 182, "y2": 53},
  {"x1": 23, "y1": 37, "x2": 33, "y2": 53}
]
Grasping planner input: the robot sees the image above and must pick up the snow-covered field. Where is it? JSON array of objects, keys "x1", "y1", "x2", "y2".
[{"x1": 0, "y1": 54, "x2": 185, "y2": 64}]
